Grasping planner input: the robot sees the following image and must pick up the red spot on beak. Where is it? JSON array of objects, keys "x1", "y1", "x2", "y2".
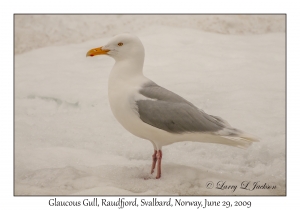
[{"x1": 90, "y1": 55, "x2": 94, "y2": 57}]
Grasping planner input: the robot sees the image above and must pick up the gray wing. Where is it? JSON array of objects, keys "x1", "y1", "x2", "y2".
[{"x1": 136, "y1": 81, "x2": 230, "y2": 134}]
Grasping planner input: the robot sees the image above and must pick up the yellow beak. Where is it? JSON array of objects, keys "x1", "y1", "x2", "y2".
[{"x1": 86, "y1": 47, "x2": 110, "y2": 57}]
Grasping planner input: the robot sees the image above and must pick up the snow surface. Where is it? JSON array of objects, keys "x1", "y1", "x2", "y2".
[
  {"x1": 14, "y1": 15, "x2": 285, "y2": 195},
  {"x1": 15, "y1": 15, "x2": 285, "y2": 54}
]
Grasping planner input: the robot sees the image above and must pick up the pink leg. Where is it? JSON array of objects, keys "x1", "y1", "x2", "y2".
[
  {"x1": 151, "y1": 150, "x2": 157, "y2": 174},
  {"x1": 156, "y1": 150, "x2": 162, "y2": 179}
]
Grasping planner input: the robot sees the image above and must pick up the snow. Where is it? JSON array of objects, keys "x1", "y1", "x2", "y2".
[{"x1": 14, "y1": 15, "x2": 285, "y2": 195}]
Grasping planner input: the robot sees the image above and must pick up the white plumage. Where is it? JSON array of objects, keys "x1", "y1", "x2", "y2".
[{"x1": 86, "y1": 33, "x2": 259, "y2": 179}]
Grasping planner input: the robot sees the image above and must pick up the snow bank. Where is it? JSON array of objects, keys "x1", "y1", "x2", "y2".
[{"x1": 15, "y1": 15, "x2": 285, "y2": 54}]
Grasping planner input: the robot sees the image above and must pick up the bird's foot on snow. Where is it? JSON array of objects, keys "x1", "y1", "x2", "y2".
[
  {"x1": 143, "y1": 176, "x2": 152, "y2": 180},
  {"x1": 148, "y1": 149, "x2": 162, "y2": 179}
]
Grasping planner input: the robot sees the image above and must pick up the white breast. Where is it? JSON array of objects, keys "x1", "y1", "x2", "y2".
[{"x1": 108, "y1": 69, "x2": 150, "y2": 139}]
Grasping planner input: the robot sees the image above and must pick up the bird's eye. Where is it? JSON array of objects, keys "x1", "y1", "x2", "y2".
[{"x1": 118, "y1": 42, "x2": 123, "y2": 46}]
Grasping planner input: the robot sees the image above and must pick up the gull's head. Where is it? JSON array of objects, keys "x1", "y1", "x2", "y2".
[{"x1": 86, "y1": 33, "x2": 145, "y2": 62}]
